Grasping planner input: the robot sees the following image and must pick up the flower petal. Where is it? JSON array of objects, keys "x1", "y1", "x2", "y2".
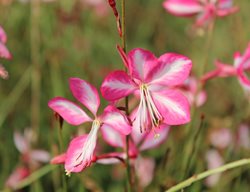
[
  {"x1": 14, "y1": 132, "x2": 29, "y2": 153},
  {"x1": 127, "y1": 48, "x2": 157, "y2": 81},
  {"x1": 50, "y1": 153, "x2": 66, "y2": 164},
  {"x1": 101, "y1": 124, "x2": 125, "y2": 148},
  {"x1": 0, "y1": 64, "x2": 8, "y2": 79},
  {"x1": 69, "y1": 78, "x2": 100, "y2": 115},
  {"x1": 0, "y1": 26, "x2": 7, "y2": 43},
  {"x1": 148, "y1": 53, "x2": 192, "y2": 87},
  {"x1": 48, "y1": 97, "x2": 92, "y2": 125},
  {"x1": 139, "y1": 124, "x2": 170, "y2": 151},
  {"x1": 30, "y1": 150, "x2": 50, "y2": 163},
  {"x1": 101, "y1": 70, "x2": 136, "y2": 101},
  {"x1": 151, "y1": 90, "x2": 190, "y2": 125},
  {"x1": 5, "y1": 167, "x2": 30, "y2": 189},
  {"x1": 163, "y1": 0, "x2": 202, "y2": 17},
  {"x1": 65, "y1": 134, "x2": 93, "y2": 173},
  {"x1": 0, "y1": 42, "x2": 11, "y2": 59},
  {"x1": 100, "y1": 105, "x2": 131, "y2": 135}
]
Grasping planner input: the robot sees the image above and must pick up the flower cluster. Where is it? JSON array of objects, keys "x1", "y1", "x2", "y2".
[
  {"x1": 49, "y1": 48, "x2": 192, "y2": 174},
  {"x1": 0, "y1": 25, "x2": 11, "y2": 79}
]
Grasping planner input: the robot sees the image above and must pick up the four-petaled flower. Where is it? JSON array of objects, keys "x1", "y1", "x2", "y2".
[
  {"x1": 163, "y1": 0, "x2": 238, "y2": 27},
  {"x1": 101, "y1": 47, "x2": 192, "y2": 135},
  {"x1": 48, "y1": 78, "x2": 131, "y2": 174}
]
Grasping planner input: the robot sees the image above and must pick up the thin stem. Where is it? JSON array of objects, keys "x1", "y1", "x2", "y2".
[
  {"x1": 120, "y1": 0, "x2": 132, "y2": 191},
  {"x1": 30, "y1": 0, "x2": 41, "y2": 138},
  {"x1": 166, "y1": 158, "x2": 250, "y2": 192},
  {"x1": 14, "y1": 165, "x2": 56, "y2": 190}
]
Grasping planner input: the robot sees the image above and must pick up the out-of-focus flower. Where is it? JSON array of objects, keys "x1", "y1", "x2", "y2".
[
  {"x1": 81, "y1": 0, "x2": 109, "y2": 17},
  {"x1": 202, "y1": 43, "x2": 250, "y2": 97},
  {"x1": 177, "y1": 77, "x2": 207, "y2": 107},
  {"x1": 101, "y1": 47, "x2": 191, "y2": 135},
  {"x1": 205, "y1": 149, "x2": 224, "y2": 187},
  {"x1": 97, "y1": 122, "x2": 170, "y2": 187},
  {"x1": 163, "y1": 0, "x2": 238, "y2": 27},
  {"x1": 48, "y1": 78, "x2": 131, "y2": 174},
  {"x1": 5, "y1": 167, "x2": 29, "y2": 189},
  {"x1": 5, "y1": 129, "x2": 50, "y2": 189},
  {"x1": 0, "y1": 25, "x2": 11, "y2": 79},
  {"x1": 210, "y1": 128, "x2": 232, "y2": 149},
  {"x1": 237, "y1": 124, "x2": 250, "y2": 149}
]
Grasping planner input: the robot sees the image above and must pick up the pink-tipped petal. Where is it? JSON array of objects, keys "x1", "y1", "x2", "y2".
[
  {"x1": 65, "y1": 135, "x2": 91, "y2": 173},
  {"x1": 152, "y1": 90, "x2": 190, "y2": 125},
  {"x1": 100, "y1": 105, "x2": 131, "y2": 135},
  {"x1": 101, "y1": 124, "x2": 125, "y2": 148},
  {"x1": 50, "y1": 153, "x2": 66, "y2": 164},
  {"x1": 148, "y1": 53, "x2": 192, "y2": 87},
  {"x1": 14, "y1": 132, "x2": 29, "y2": 154},
  {"x1": 0, "y1": 26, "x2": 7, "y2": 43},
  {"x1": 69, "y1": 78, "x2": 100, "y2": 115},
  {"x1": 0, "y1": 64, "x2": 8, "y2": 79},
  {"x1": 216, "y1": 7, "x2": 239, "y2": 17},
  {"x1": 205, "y1": 150, "x2": 224, "y2": 187},
  {"x1": 135, "y1": 157, "x2": 155, "y2": 187},
  {"x1": 140, "y1": 124, "x2": 170, "y2": 151},
  {"x1": 48, "y1": 97, "x2": 92, "y2": 125},
  {"x1": 101, "y1": 70, "x2": 136, "y2": 101},
  {"x1": 30, "y1": 150, "x2": 50, "y2": 163},
  {"x1": 130, "y1": 117, "x2": 147, "y2": 145},
  {"x1": 127, "y1": 48, "x2": 157, "y2": 81},
  {"x1": 163, "y1": 0, "x2": 203, "y2": 17},
  {"x1": 0, "y1": 42, "x2": 11, "y2": 59}
]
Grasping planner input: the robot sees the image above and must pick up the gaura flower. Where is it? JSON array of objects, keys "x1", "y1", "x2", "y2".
[
  {"x1": 209, "y1": 128, "x2": 232, "y2": 149},
  {"x1": 163, "y1": 0, "x2": 238, "y2": 27},
  {"x1": 48, "y1": 78, "x2": 131, "y2": 174},
  {"x1": 202, "y1": 43, "x2": 250, "y2": 96},
  {"x1": 5, "y1": 129, "x2": 50, "y2": 189},
  {"x1": 97, "y1": 122, "x2": 170, "y2": 187},
  {"x1": 101, "y1": 47, "x2": 191, "y2": 134}
]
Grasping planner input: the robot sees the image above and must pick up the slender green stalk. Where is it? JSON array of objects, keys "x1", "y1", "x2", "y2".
[
  {"x1": 166, "y1": 158, "x2": 250, "y2": 192},
  {"x1": 0, "y1": 66, "x2": 31, "y2": 129},
  {"x1": 30, "y1": 0, "x2": 41, "y2": 137},
  {"x1": 120, "y1": 0, "x2": 132, "y2": 191},
  {"x1": 14, "y1": 165, "x2": 56, "y2": 190}
]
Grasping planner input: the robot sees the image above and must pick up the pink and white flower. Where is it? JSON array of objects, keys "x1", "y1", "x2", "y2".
[
  {"x1": 101, "y1": 47, "x2": 192, "y2": 134},
  {"x1": 5, "y1": 129, "x2": 50, "y2": 189},
  {"x1": 48, "y1": 78, "x2": 131, "y2": 174},
  {"x1": 163, "y1": 0, "x2": 238, "y2": 27},
  {"x1": 202, "y1": 43, "x2": 250, "y2": 97},
  {"x1": 209, "y1": 128, "x2": 232, "y2": 149}
]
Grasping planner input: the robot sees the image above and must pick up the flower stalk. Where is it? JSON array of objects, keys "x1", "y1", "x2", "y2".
[{"x1": 166, "y1": 158, "x2": 250, "y2": 192}]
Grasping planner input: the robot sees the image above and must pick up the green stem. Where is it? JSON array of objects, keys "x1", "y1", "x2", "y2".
[
  {"x1": 120, "y1": 0, "x2": 132, "y2": 191},
  {"x1": 166, "y1": 158, "x2": 250, "y2": 192},
  {"x1": 14, "y1": 165, "x2": 56, "y2": 190},
  {"x1": 0, "y1": 66, "x2": 31, "y2": 129}
]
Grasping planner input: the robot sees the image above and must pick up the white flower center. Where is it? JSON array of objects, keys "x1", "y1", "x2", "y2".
[{"x1": 137, "y1": 84, "x2": 163, "y2": 133}]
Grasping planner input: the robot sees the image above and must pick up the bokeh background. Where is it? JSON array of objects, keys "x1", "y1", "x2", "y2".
[{"x1": 0, "y1": 0, "x2": 250, "y2": 191}]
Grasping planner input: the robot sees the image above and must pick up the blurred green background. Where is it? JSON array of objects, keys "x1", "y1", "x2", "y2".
[{"x1": 0, "y1": 0, "x2": 250, "y2": 191}]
